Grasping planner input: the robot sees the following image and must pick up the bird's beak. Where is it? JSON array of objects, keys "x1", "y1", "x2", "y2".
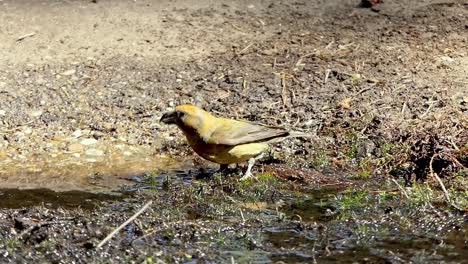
[{"x1": 160, "y1": 111, "x2": 177, "y2": 124}]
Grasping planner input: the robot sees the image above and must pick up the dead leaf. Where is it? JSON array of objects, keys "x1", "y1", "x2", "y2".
[
  {"x1": 241, "y1": 202, "x2": 268, "y2": 210},
  {"x1": 339, "y1": 98, "x2": 352, "y2": 109}
]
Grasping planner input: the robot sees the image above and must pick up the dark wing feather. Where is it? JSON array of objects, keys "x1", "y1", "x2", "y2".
[{"x1": 207, "y1": 119, "x2": 290, "y2": 146}]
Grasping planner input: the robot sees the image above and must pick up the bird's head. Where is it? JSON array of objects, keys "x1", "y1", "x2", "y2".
[{"x1": 160, "y1": 105, "x2": 210, "y2": 131}]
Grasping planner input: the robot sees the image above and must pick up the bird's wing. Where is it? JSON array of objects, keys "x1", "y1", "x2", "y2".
[{"x1": 206, "y1": 119, "x2": 290, "y2": 146}]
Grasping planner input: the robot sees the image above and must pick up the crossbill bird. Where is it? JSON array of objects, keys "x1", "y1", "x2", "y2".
[{"x1": 160, "y1": 105, "x2": 307, "y2": 180}]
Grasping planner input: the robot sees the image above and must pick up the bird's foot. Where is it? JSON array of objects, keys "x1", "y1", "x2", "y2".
[
  {"x1": 219, "y1": 164, "x2": 229, "y2": 173},
  {"x1": 239, "y1": 171, "x2": 255, "y2": 181},
  {"x1": 239, "y1": 166, "x2": 258, "y2": 181},
  {"x1": 239, "y1": 156, "x2": 261, "y2": 181}
]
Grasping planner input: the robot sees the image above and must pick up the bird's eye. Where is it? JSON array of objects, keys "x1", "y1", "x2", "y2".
[{"x1": 177, "y1": 112, "x2": 185, "y2": 119}]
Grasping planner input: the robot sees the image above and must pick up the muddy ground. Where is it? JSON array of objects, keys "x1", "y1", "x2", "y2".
[{"x1": 0, "y1": 0, "x2": 467, "y2": 263}]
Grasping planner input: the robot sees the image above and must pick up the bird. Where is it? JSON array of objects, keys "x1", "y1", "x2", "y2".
[{"x1": 160, "y1": 104, "x2": 307, "y2": 180}]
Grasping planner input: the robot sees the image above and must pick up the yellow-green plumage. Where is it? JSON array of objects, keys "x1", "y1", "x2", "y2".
[{"x1": 160, "y1": 104, "x2": 306, "y2": 178}]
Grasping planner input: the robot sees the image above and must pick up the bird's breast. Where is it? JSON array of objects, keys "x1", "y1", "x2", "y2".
[{"x1": 186, "y1": 136, "x2": 268, "y2": 164}]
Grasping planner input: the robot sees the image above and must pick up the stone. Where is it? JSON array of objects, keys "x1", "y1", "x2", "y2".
[
  {"x1": 0, "y1": 151, "x2": 8, "y2": 160},
  {"x1": 28, "y1": 110, "x2": 43, "y2": 117},
  {"x1": 61, "y1": 69, "x2": 76, "y2": 76},
  {"x1": 80, "y1": 138, "x2": 98, "y2": 146},
  {"x1": 85, "y1": 148, "x2": 104, "y2": 156},
  {"x1": 71, "y1": 129, "x2": 83, "y2": 138},
  {"x1": 23, "y1": 127, "x2": 33, "y2": 134},
  {"x1": 68, "y1": 143, "x2": 84, "y2": 153}
]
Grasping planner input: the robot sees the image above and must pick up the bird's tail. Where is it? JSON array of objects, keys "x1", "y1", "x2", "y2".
[{"x1": 266, "y1": 131, "x2": 312, "y2": 143}]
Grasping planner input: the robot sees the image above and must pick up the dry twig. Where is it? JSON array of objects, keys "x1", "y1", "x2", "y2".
[
  {"x1": 17, "y1": 32, "x2": 36, "y2": 42},
  {"x1": 391, "y1": 178, "x2": 409, "y2": 199},
  {"x1": 324, "y1": 69, "x2": 331, "y2": 84},
  {"x1": 429, "y1": 155, "x2": 451, "y2": 203},
  {"x1": 239, "y1": 209, "x2": 245, "y2": 223},
  {"x1": 97, "y1": 200, "x2": 153, "y2": 248},
  {"x1": 237, "y1": 43, "x2": 253, "y2": 55}
]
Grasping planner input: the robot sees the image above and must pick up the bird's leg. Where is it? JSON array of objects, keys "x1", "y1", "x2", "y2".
[
  {"x1": 239, "y1": 158, "x2": 255, "y2": 181},
  {"x1": 240, "y1": 153, "x2": 264, "y2": 181},
  {"x1": 219, "y1": 164, "x2": 229, "y2": 173}
]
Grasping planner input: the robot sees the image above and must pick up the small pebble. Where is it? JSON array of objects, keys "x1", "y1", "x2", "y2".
[
  {"x1": 68, "y1": 143, "x2": 84, "y2": 153},
  {"x1": 85, "y1": 148, "x2": 104, "y2": 156},
  {"x1": 80, "y1": 138, "x2": 98, "y2": 146},
  {"x1": 71, "y1": 129, "x2": 83, "y2": 138},
  {"x1": 28, "y1": 110, "x2": 43, "y2": 117},
  {"x1": 61, "y1": 69, "x2": 76, "y2": 76}
]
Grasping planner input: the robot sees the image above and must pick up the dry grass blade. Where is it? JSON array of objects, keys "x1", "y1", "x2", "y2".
[{"x1": 280, "y1": 73, "x2": 291, "y2": 108}]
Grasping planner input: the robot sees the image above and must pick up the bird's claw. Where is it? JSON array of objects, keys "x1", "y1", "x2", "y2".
[
  {"x1": 240, "y1": 156, "x2": 260, "y2": 181},
  {"x1": 239, "y1": 171, "x2": 257, "y2": 181}
]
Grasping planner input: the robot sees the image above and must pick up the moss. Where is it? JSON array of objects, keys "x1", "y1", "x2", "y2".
[
  {"x1": 345, "y1": 170, "x2": 372, "y2": 180},
  {"x1": 336, "y1": 189, "x2": 369, "y2": 211},
  {"x1": 346, "y1": 140, "x2": 358, "y2": 160},
  {"x1": 3, "y1": 238, "x2": 21, "y2": 252},
  {"x1": 36, "y1": 239, "x2": 59, "y2": 253},
  {"x1": 235, "y1": 172, "x2": 287, "y2": 203},
  {"x1": 380, "y1": 143, "x2": 395, "y2": 155},
  {"x1": 256, "y1": 172, "x2": 279, "y2": 184},
  {"x1": 237, "y1": 172, "x2": 278, "y2": 189},
  {"x1": 144, "y1": 170, "x2": 159, "y2": 191},
  {"x1": 162, "y1": 175, "x2": 172, "y2": 191},
  {"x1": 407, "y1": 183, "x2": 435, "y2": 207},
  {"x1": 377, "y1": 191, "x2": 395, "y2": 203},
  {"x1": 358, "y1": 170, "x2": 372, "y2": 179},
  {"x1": 351, "y1": 73, "x2": 361, "y2": 86},
  {"x1": 311, "y1": 149, "x2": 330, "y2": 168}
]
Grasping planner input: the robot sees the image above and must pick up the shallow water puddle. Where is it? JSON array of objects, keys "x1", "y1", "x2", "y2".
[
  {"x1": 0, "y1": 188, "x2": 122, "y2": 209},
  {"x1": 0, "y1": 147, "x2": 226, "y2": 209},
  {"x1": 0, "y1": 154, "x2": 195, "y2": 209},
  {"x1": 282, "y1": 188, "x2": 338, "y2": 222},
  {"x1": 258, "y1": 187, "x2": 467, "y2": 263},
  {"x1": 0, "y1": 154, "x2": 192, "y2": 192}
]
